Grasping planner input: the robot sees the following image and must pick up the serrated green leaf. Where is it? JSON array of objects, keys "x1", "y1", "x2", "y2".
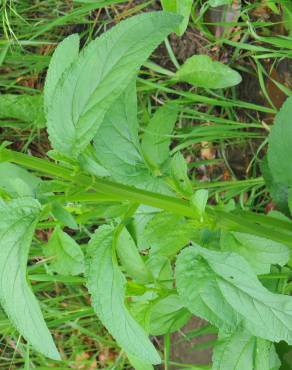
[
  {"x1": 161, "y1": 0, "x2": 193, "y2": 36},
  {"x1": 44, "y1": 34, "x2": 80, "y2": 113},
  {"x1": 143, "y1": 211, "x2": 193, "y2": 257},
  {"x1": 212, "y1": 327, "x2": 280, "y2": 370},
  {"x1": 220, "y1": 231, "x2": 290, "y2": 274},
  {"x1": 44, "y1": 226, "x2": 84, "y2": 276},
  {"x1": 0, "y1": 94, "x2": 45, "y2": 128},
  {"x1": 0, "y1": 198, "x2": 60, "y2": 360},
  {"x1": 176, "y1": 245, "x2": 292, "y2": 344},
  {"x1": 85, "y1": 225, "x2": 161, "y2": 364},
  {"x1": 0, "y1": 163, "x2": 41, "y2": 198},
  {"x1": 93, "y1": 81, "x2": 171, "y2": 194},
  {"x1": 268, "y1": 96, "x2": 292, "y2": 186},
  {"x1": 175, "y1": 55, "x2": 242, "y2": 89},
  {"x1": 93, "y1": 80, "x2": 149, "y2": 186},
  {"x1": 47, "y1": 12, "x2": 181, "y2": 157},
  {"x1": 141, "y1": 104, "x2": 177, "y2": 169},
  {"x1": 176, "y1": 246, "x2": 241, "y2": 331}
]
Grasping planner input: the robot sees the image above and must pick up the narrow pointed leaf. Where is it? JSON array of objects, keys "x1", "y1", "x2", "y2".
[
  {"x1": 0, "y1": 198, "x2": 60, "y2": 360},
  {"x1": 86, "y1": 225, "x2": 161, "y2": 364},
  {"x1": 47, "y1": 12, "x2": 181, "y2": 156}
]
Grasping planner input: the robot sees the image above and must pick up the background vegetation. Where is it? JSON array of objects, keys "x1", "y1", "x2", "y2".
[{"x1": 0, "y1": 0, "x2": 291, "y2": 368}]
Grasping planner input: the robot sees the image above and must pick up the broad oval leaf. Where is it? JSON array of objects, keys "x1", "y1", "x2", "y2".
[
  {"x1": 47, "y1": 11, "x2": 181, "y2": 156},
  {"x1": 175, "y1": 55, "x2": 242, "y2": 89},
  {"x1": 85, "y1": 225, "x2": 161, "y2": 364},
  {"x1": 176, "y1": 245, "x2": 292, "y2": 344},
  {"x1": 268, "y1": 96, "x2": 292, "y2": 186},
  {"x1": 176, "y1": 246, "x2": 241, "y2": 331},
  {"x1": 220, "y1": 231, "x2": 290, "y2": 274},
  {"x1": 0, "y1": 198, "x2": 60, "y2": 360},
  {"x1": 213, "y1": 327, "x2": 280, "y2": 370}
]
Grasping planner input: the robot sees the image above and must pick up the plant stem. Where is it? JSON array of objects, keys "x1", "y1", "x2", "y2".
[{"x1": 1, "y1": 148, "x2": 292, "y2": 247}]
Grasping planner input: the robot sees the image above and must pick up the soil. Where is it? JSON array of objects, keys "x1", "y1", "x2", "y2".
[{"x1": 169, "y1": 318, "x2": 215, "y2": 368}]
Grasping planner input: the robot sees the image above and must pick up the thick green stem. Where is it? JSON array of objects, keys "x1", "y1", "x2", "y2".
[{"x1": 1, "y1": 148, "x2": 292, "y2": 247}]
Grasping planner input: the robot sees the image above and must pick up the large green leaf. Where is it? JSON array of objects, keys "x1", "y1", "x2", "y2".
[
  {"x1": 141, "y1": 104, "x2": 177, "y2": 169},
  {"x1": 268, "y1": 96, "x2": 292, "y2": 186},
  {"x1": 44, "y1": 226, "x2": 84, "y2": 276},
  {"x1": 0, "y1": 94, "x2": 45, "y2": 128},
  {"x1": 161, "y1": 0, "x2": 193, "y2": 36},
  {"x1": 176, "y1": 246, "x2": 241, "y2": 331},
  {"x1": 176, "y1": 245, "x2": 292, "y2": 344},
  {"x1": 212, "y1": 327, "x2": 280, "y2": 370},
  {"x1": 47, "y1": 12, "x2": 181, "y2": 156},
  {"x1": 220, "y1": 231, "x2": 290, "y2": 274},
  {"x1": 44, "y1": 34, "x2": 80, "y2": 113},
  {"x1": 0, "y1": 198, "x2": 60, "y2": 360},
  {"x1": 175, "y1": 55, "x2": 242, "y2": 89},
  {"x1": 93, "y1": 81, "x2": 171, "y2": 194},
  {"x1": 93, "y1": 80, "x2": 150, "y2": 186},
  {"x1": 85, "y1": 225, "x2": 161, "y2": 364},
  {"x1": 0, "y1": 163, "x2": 41, "y2": 198}
]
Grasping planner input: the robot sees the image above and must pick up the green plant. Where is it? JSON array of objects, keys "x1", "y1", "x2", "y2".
[{"x1": 1, "y1": 9, "x2": 292, "y2": 370}]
